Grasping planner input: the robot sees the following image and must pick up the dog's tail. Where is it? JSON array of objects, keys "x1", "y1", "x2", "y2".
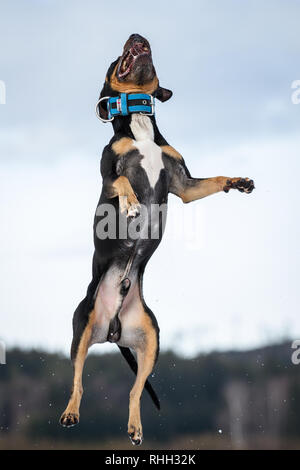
[{"x1": 118, "y1": 345, "x2": 160, "y2": 410}]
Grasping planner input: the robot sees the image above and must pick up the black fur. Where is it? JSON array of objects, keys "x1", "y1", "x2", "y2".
[{"x1": 64, "y1": 34, "x2": 254, "y2": 439}]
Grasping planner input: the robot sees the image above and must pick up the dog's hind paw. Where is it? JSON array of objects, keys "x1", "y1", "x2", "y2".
[
  {"x1": 60, "y1": 412, "x2": 79, "y2": 428},
  {"x1": 128, "y1": 425, "x2": 143, "y2": 446},
  {"x1": 224, "y1": 177, "x2": 255, "y2": 194}
]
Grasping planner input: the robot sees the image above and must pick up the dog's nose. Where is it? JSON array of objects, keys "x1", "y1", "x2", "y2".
[{"x1": 129, "y1": 33, "x2": 145, "y2": 43}]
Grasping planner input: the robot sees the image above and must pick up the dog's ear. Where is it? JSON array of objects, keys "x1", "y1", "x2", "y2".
[{"x1": 155, "y1": 86, "x2": 173, "y2": 102}]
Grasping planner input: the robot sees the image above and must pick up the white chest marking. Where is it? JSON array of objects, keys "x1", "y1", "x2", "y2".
[{"x1": 130, "y1": 114, "x2": 164, "y2": 189}]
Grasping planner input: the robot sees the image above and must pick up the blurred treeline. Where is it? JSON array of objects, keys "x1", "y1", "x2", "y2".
[{"x1": 1, "y1": 342, "x2": 300, "y2": 449}]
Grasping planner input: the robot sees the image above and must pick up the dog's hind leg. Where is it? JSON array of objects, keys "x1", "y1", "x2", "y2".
[
  {"x1": 60, "y1": 258, "x2": 135, "y2": 428},
  {"x1": 60, "y1": 294, "x2": 96, "y2": 427},
  {"x1": 60, "y1": 257, "x2": 101, "y2": 428},
  {"x1": 118, "y1": 345, "x2": 160, "y2": 409},
  {"x1": 128, "y1": 314, "x2": 158, "y2": 445},
  {"x1": 118, "y1": 277, "x2": 159, "y2": 445}
]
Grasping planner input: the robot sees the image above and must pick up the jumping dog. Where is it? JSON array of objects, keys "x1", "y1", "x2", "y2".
[{"x1": 60, "y1": 34, "x2": 254, "y2": 445}]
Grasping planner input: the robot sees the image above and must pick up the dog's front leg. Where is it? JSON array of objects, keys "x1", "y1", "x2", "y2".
[
  {"x1": 178, "y1": 176, "x2": 255, "y2": 203},
  {"x1": 167, "y1": 156, "x2": 254, "y2": 202},
  {"x1": 105, "y1": 175, "x2": 140, "y2": 217}
]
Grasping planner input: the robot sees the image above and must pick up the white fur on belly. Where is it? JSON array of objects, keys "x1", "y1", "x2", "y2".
[{"x1": 130, "y1": 114, "x2": 164, "y2": 189}]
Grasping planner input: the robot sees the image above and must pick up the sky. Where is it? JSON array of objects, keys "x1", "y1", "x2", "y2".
[{"x1": 0, "y1": 0, "x2": 299, "y2": 356}]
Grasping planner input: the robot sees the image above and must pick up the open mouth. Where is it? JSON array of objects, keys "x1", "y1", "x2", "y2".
[{"x1": 117, "y1": 42, "x2": 151, "y2": 79}]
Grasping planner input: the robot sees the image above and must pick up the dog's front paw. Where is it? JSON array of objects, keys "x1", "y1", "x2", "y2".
[
  {"x1": 119, "y1": 195, "x2": 140, "y2": 218},
  {"x1": 60, "y1": 411, "x2": 79, "y2": 428},
  {"x1": 128, "y1": 424, "x2": 143, "y2": 446},
  {"x1": 127, "y1": 202, "x2": 140, "y2": 218},
  {"x1": 224, "y1": 177, "x2": 255, "y2": 194}
]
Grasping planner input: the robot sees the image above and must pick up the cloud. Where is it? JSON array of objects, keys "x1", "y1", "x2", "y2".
[
  {"x1": 0, "y1": 1, "x2": 300, "y2": 354},
  {"x1": 1, "y1": 0, "x2": 300, "y2": 160}
]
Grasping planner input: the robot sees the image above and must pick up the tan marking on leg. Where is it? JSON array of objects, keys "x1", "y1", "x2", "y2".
[
  {"x1": 110, "y1": 64, "x2": 159, "y2": 95},
  {"x1": 112, "y1": 137, "x2": 134, "y2": 156},
  {"x1": 128, "y1": 309, "x2": 158, "y2": 445},
  {"x1": 180, "y1": 176, "x2": 228, "y2": 203},
  {"x1": 60, "y1": 310, "x2": 95, "y2": 427},
  {"x1": 160, "y1": 145, "x2": 182, "y2": 160},
  {"x1": 110, "y1": 176, "x2": 140, "y2": 216},
  {"x1": 110, "y1": 176, "x2": 136, "y2": 199}
]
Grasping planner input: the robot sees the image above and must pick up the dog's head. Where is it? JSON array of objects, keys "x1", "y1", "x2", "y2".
[{"x1": 98, "y1": 34, "x2": 172, "y2": 120}]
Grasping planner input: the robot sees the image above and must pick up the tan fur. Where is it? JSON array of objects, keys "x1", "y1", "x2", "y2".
[
  {"x1": 180, "y1": 176, "x2": 228, "y2": 203},
  {"x1": 111, "y1": 175, "x2": 137, "y2": 200},
  {"x1": 112, "y1": 137, "x2": 134, "y2": 156},
  {"x1": 161, "y1": 145, "x2": 182, "y2": 160},
  {"x1": 110, "y1": 63, "x2": 159, "y2": 94},
  {"x1": 110, "y1": 176, "x2": 140, "y2": 215},
  {"x1": 60, "y1": 310, "x2": 96, "y2": 424},
  {"x1": 127, "y1": 305, "x2": 158, "y2": 443}
]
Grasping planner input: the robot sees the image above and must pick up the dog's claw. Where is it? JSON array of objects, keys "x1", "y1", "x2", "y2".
[
  {"x1": 60, "y1": 412, "x2": 79, "y2": 428},
  {"x1": 224, "y1": 177, "x2": 255, "y2": 194},
  {"x1": 129, "y1": 434, "x2": 143, "y2": 446},
  {"x1": 127, "y1": 203, "x2": 140, "y2": 218},
  {"x1": 131, "y1": 437, "x2": 142, "y2": 446},
  {"x1": 128, "y1": 426, "x2": 143, "y2": 446},
  {"x1": 119, "y1": 196, "x2": 140, "y2": 218}
]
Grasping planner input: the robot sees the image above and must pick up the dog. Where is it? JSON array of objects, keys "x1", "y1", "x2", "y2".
[{"x1": 60, "y1": 33, "x2": 254, "y2": 445}]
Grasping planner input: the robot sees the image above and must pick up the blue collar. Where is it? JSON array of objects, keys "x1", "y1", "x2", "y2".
[{"x1": 96, "y1": 93, "x2": 155, "y2": 122}]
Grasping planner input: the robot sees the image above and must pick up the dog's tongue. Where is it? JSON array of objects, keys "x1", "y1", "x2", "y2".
[{"x1": 119, "y1": 52, "x2": 134, "y2": 77}]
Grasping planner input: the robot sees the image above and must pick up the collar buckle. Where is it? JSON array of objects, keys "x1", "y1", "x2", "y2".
[
  {"x1": 95, "y1": 96, "x2": 114, "y2": 123},
  {"x1": 140, "y1": 94, "x2": 155, "y2": 116}
]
